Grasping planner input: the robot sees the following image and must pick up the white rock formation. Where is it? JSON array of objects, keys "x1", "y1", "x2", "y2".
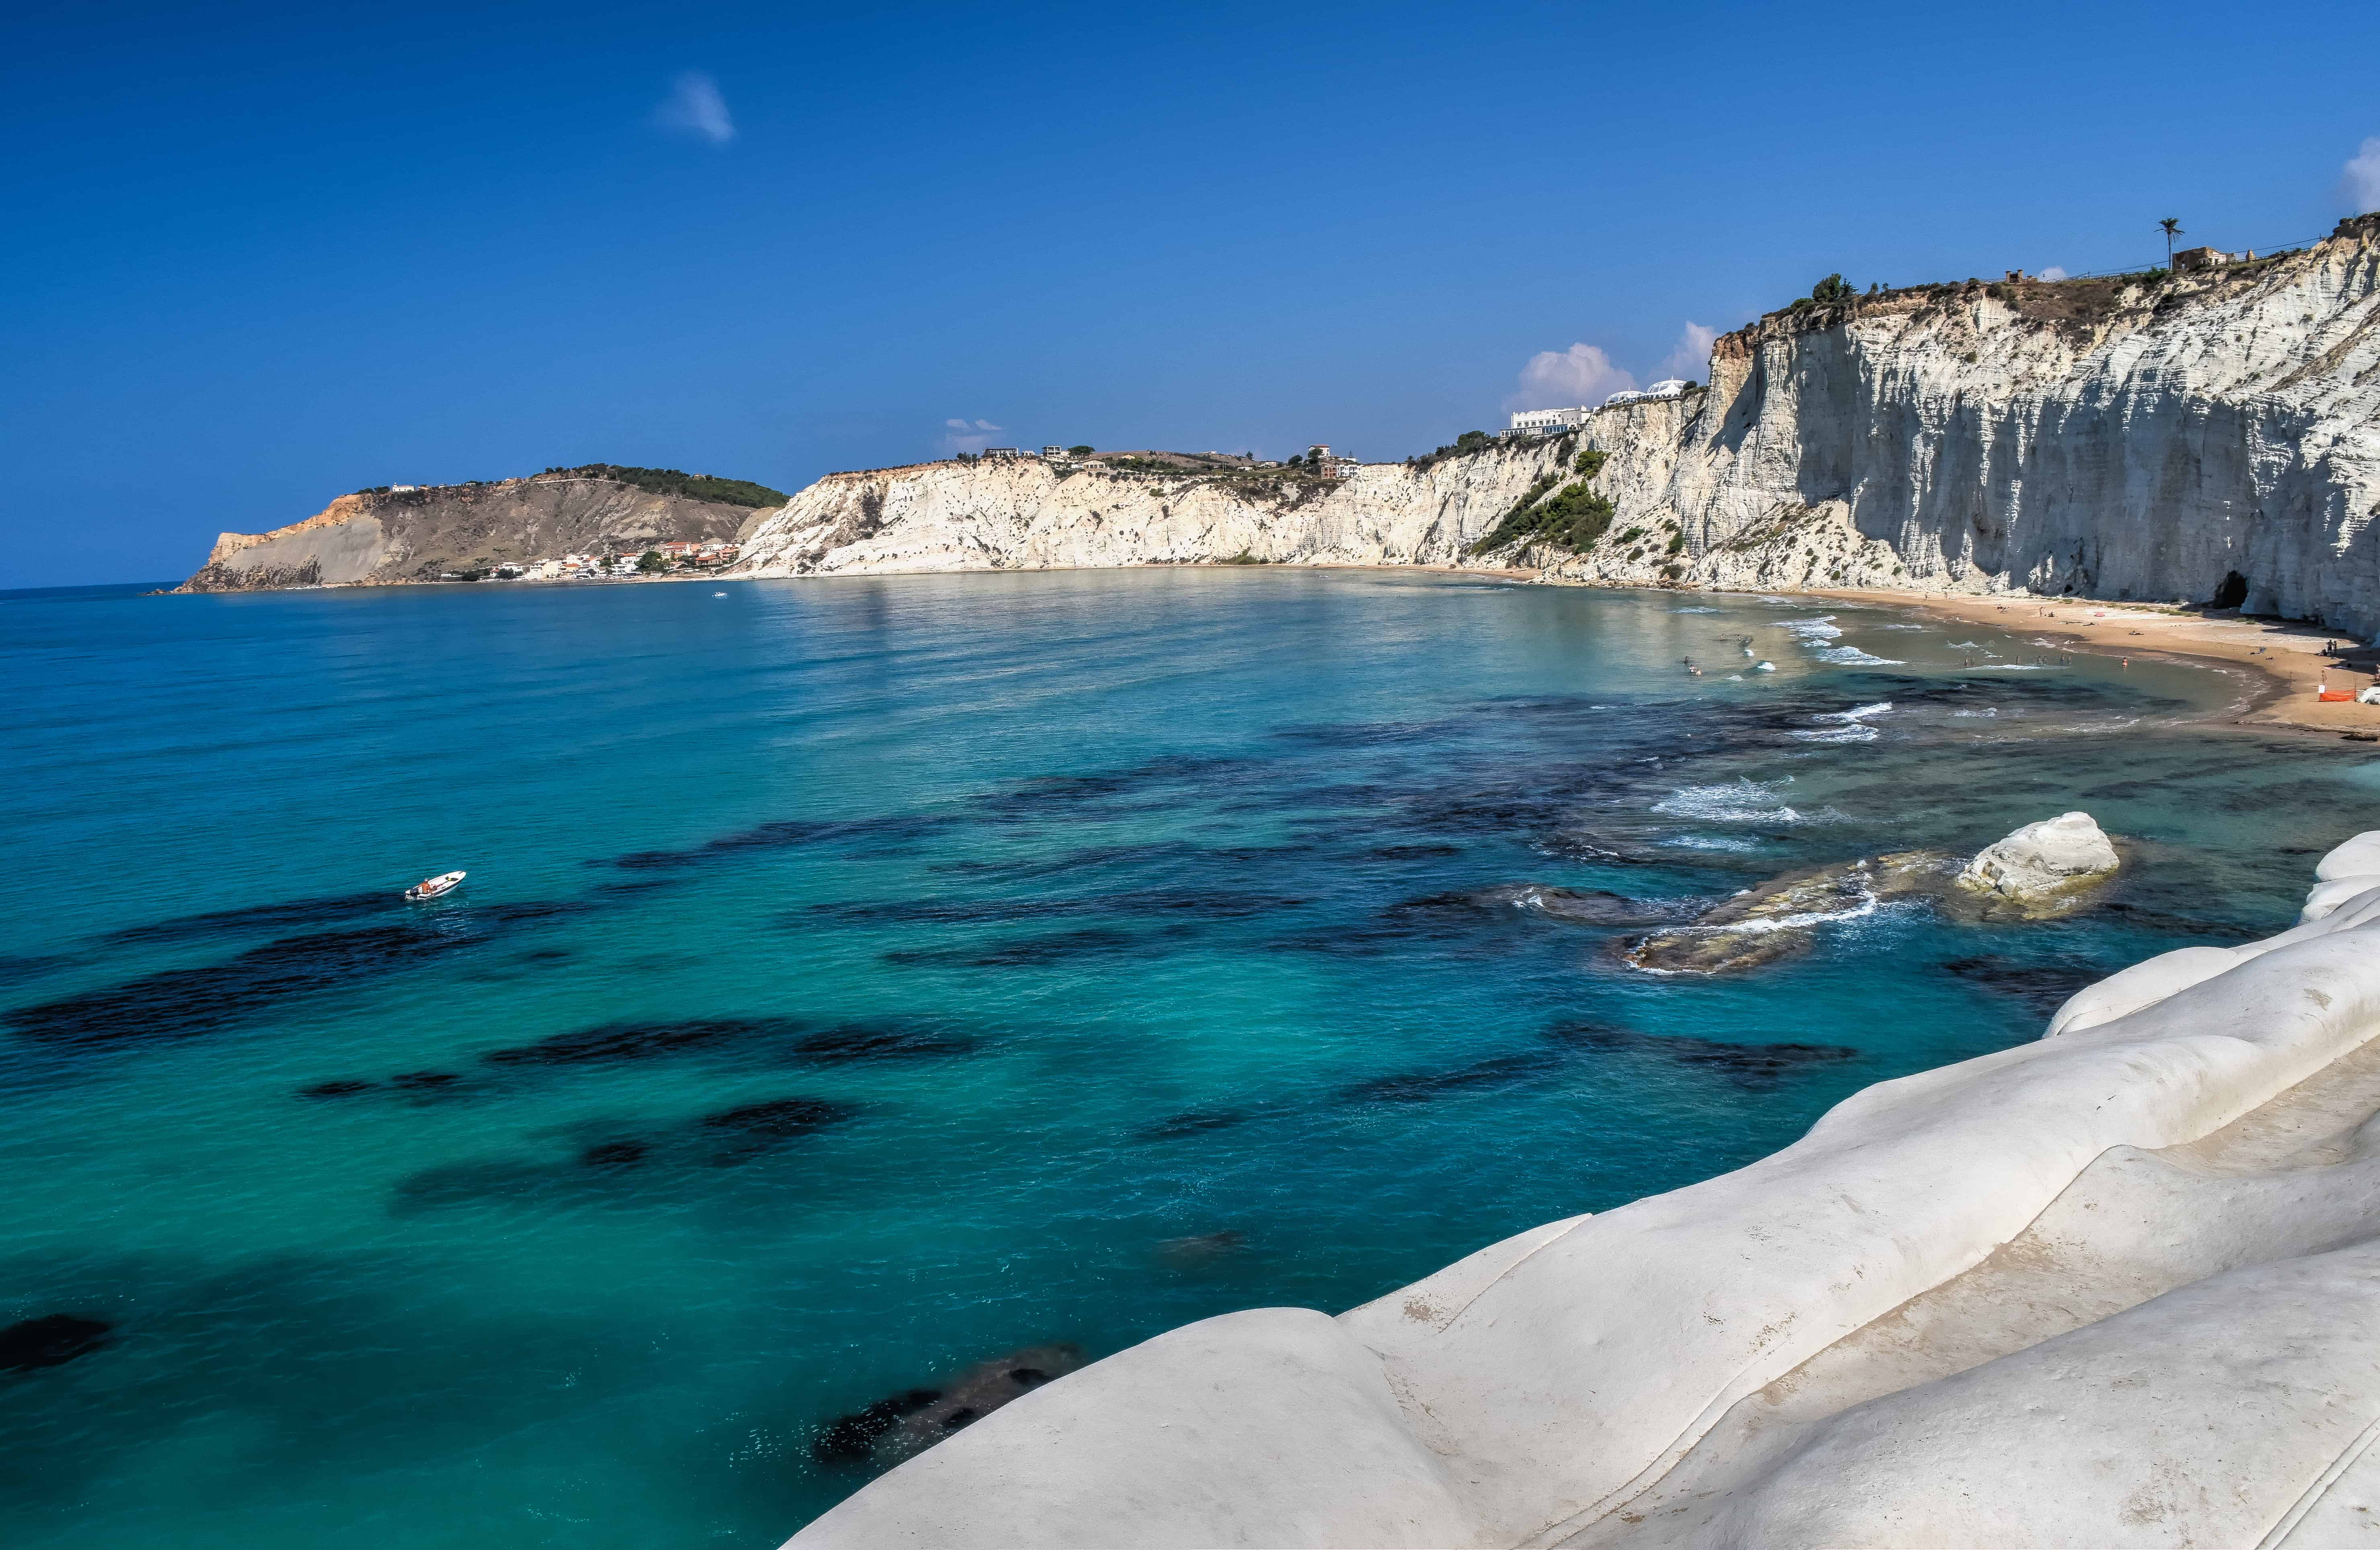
[
  {"x1": 1955, "y1": 809, "x2": 2120, "y2": 907},
  {"x1": 736, "y1": 216, "x2": 2380, "y2": 633},
  {"x1": 787, "y1": 830, "x2": 2380, "y2": 1549},
  {"x1": 730, "y1": 445, "x2": 1578, "y2": 576}
]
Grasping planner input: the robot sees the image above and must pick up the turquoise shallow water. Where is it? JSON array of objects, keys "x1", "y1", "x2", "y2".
[{"x1": 0, "y1": 570, "x2": 2369, "y2": 1546}]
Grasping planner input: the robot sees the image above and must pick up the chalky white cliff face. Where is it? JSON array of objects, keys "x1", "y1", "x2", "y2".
[
  {"x1": 785, "y1": 830, "x2": 2380, "y2": 1549},
  {"x1": 737, "y1": 216, "x2": 2380, "y2": 632},
  {"x1": 729, "y1": 447, "x2": 1576, "y2": 576},
  {"x1": 1561, "y1": 213, "x2": 2380, "y2": 624}
]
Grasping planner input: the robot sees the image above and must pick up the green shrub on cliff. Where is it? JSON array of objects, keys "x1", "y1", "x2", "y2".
[
  {"x1": 1574, "y1": 448, "x2": 1607, "y2": 476},
  {"x1": 541, "y1": 464, "x2": 787, "y2": 508},
  {"x1": 1468, "y1": 474, "x2": 1615, "y2": 556}
]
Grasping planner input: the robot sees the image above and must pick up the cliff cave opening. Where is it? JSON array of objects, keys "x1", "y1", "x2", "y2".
[{"x1": 2211, "y1": 571, "x2": 2249, "y2": 610}]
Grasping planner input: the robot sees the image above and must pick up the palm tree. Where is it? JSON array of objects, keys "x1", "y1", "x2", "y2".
[{"x1": 2159, "y1": 218, "x2": 2183, "y2": 271}]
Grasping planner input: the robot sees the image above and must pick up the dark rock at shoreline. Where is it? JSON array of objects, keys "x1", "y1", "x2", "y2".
[{"x1": 814, "y1": 1343, "x2": 1088, "y2": 1468}]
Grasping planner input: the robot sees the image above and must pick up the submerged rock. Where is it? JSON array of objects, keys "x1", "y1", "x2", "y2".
[
  {"x1": 1155, "y1": 1230, "x2": 1249, "y2": 1268},
  {"x1": 0, "y1": 1314, "x2": 111, "y2": 1372},
  {"x1": 1468, "y1": 884, "x2": 1697, "y2": 926},
  {"x1": 1626, "y1": 851, "x2": 1953, "y2": 975},
  {"x1": 1953, "y1": 811, "x2": 2119, "y2": 918},
  {"x1": 814, "y1": 1343, "x2": 1087, "y2": 1468}
]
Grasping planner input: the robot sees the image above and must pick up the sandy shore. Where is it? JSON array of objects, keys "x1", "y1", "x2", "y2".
[{"x1": 1805, "y1": 587, "x2": 2380, "y2": 737}]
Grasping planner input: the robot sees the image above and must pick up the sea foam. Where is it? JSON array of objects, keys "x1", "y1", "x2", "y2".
[{"x1": 1654, "y1": 778, "x2": 1804, "y2": 824}]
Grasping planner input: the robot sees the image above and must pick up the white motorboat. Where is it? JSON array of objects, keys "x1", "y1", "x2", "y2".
[{"x1": 405, "y1": 870, "x2": 466, "y2": 901}]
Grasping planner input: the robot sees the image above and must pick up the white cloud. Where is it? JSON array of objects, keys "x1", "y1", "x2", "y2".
[
  {"x1": 1657, "y1": 322, "x2": 1719, "y2": 383},
  {"x1": 2346, "y1": 137, "x2": 2380, "y2": 212},
  {"x1": 939, "y1": 417, "x2": 1005, "y2": 455},
  {"x1": 2037, "y1": 265, "x2": 2069, "y2": 281},
  {"x1": 654, "y1": 72, "x2": 734, "y2": 146},
  {"x1": 1509, "y1": 343, "x2": 1635, "y2": 410}
]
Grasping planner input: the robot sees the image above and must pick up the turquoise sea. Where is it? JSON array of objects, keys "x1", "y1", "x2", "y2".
[{"x1": 2, "y1": 570, "x2": 2369, "y2": 1547}]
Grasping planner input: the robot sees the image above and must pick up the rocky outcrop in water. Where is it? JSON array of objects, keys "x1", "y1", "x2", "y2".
[
  {"x1": 175, "y1": 469, "x2": 778, "y2": 591},
  {"x1": 1955, "y1": 809, "x2": 2120, "y2": 916},
  {"x1": 1625, "y1": 814, "x2": 2118, "y2": 973},
  {"x1": 782, "y1": 829, "x2": 2380, "y2": 1548}
]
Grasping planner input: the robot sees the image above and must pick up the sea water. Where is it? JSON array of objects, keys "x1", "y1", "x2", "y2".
[{"x1": 0, "y1": 571, "x2": 2364, "y2": 1547}]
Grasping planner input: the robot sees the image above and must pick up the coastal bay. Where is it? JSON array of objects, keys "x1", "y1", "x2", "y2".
[{"x1": 2, "y1": 570, "x2": 2372, "y2": 1547}]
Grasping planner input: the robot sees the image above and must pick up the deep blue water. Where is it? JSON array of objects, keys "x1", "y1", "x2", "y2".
[{"x1": 0, "y1": 570, "x2": 2367, "y2": 1547}]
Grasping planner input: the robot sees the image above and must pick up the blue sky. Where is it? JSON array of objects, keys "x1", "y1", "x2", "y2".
[{"x1": 5, "y1": 0, "x2": 2378, "y2": 587}]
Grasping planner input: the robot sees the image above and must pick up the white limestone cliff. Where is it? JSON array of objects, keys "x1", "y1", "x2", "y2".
[
  {"x1": 736, "y1": 215, "x2": 2380, "y2": 634},
  {"x1": 728, "y1": 445, "x2": 1576, "y2": 576},
  {"x1": 786, "y1": 830, "x2": 2380, "y2": 1549}
]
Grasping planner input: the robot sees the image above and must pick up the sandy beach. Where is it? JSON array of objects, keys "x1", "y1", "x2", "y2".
[{"x1": 1805, "y1": 587, "x2": 2380, "y2": 737}]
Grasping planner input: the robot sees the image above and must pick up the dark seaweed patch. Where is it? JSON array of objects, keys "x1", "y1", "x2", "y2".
[
  {"x1": 2098, "y1": 903, "x2": 2258, "y2": 940},
  {"x1": 932, "y1": 840, "x2": 1318, "y2": 884},
  {"x1": 1269, "y1": 719, "x2": 1456, "y2": 749},
  {"x1": 608, "y1": 813, "x2": 961, "y2": 872},
  {"x1": 883, "y1": 927, "x2": 1143, "y2": 968},
  {"x1": 1368, "y1": 844, "x2": 1463, "y2": 860},
  {"x1": 1136, "y1": 1109, "x2": 1247, "y2": 1141},
  {"x1": 476, "y1": 1015, "x2": 974, "y2": 1072},
  {"x1": 791, "y1": 1024, "x2": 974, "y2": 1062},
  {"x1": 806, "y1": 888, "x2": 1307, "y2": 928},
  {"x1": 390, "y1": 1158, "x2": 551, "y2": 1210},
  {"x1": 299, "y1": 1078, "x2": 374, "y2": 1098},
  {"x1": 103, "y1": 891, "x2": 393, "y2": 947},
  {"x1": 480, "y1": 1017, "x2": 799, "y2": 1067},
  {"x1": 394, "y1": 1097, "x2": 858, "y2": 1208},
  {"x1": 1547, "y1": 1023, "x2": 1858, "y2": 1089},
  {"x1": 1341, "y1": 1051, "x2": 1564, "y2": 1104},
  {"x1": 0, "y1": 1314, "x2": 112, "y2": 1372},
  {"x1": 1940, "y1": 957, "x2": 2104, "y2": 1015},
  {"x1": 4, "y1": 907, "x2": 584, "y2": 1048},
  {"x1": 971, "y1": 755, "x2": 1256, "y2": 818},
  {"x1": 699, "y1": 1096, "x2": 860, "y2": 1164}
]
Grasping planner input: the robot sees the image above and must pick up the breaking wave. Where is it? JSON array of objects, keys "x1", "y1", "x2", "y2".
[
  {"x1": 1779, "y1": 616, "x2": 1842, "y2": 641},
  {"x1": 1813, "y1": 701, "x2": 1893, "y2": 723},
  {"x1": 1815, "y1": 645, "x2": 1903, "y2": 665},
  {"x1": 1653, "y1": 777, "x2": 1803, "y2": 824}
]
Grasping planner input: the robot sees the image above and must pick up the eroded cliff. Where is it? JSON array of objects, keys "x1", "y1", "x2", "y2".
[
  {"x1": 730, "y1": 443, "x2": 1581, "y2": 576},
  {"x1": 734, "y1": 214, "x2": 2380, "y2": 634},
  {"x1": 177, "y1": 469, "x2": 777, "y2": 591}
]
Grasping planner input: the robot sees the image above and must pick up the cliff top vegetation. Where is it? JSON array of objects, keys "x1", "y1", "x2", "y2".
[
  {"x1": 536, "y1": 465, "x2": 787, "y2": 507},
  {"x1": 354, "y1": 466, "x2": 788, "y2": 507}
]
